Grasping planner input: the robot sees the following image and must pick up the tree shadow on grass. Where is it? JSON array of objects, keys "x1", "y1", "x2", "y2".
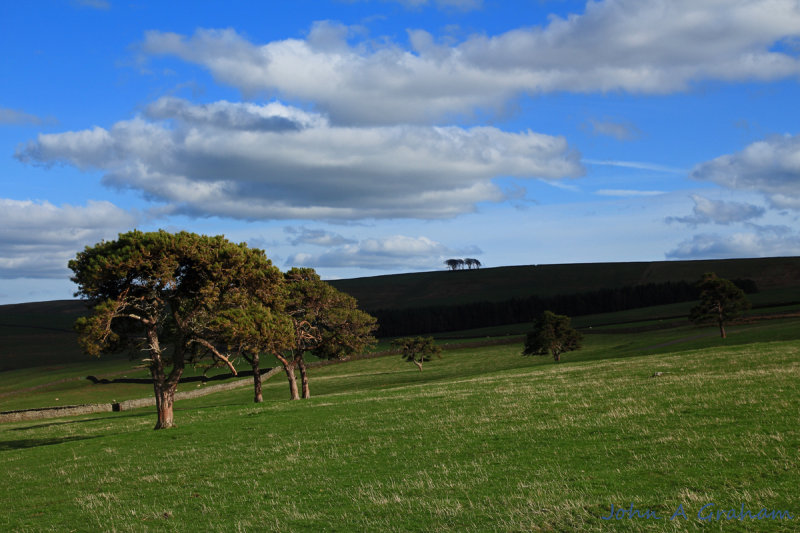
[
  {"x1": 6, "y1": 411, "x2": 151, "y2": 432},
  {"x1": 0, "y1": 434, "x2": 99, "y2": 451}
]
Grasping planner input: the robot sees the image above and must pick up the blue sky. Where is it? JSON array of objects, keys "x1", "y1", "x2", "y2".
[{"x1": 2, "y1": 0, "x2": 800, "y2": 304}]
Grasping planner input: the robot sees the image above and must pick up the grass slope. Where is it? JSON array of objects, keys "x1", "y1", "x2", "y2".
[{"x1": 1, "y1": 323, "x2": 799, "y2": 531}]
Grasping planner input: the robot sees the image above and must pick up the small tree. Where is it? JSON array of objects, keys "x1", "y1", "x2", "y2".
[
  {"x1": 689, "y1": 272, "x2": 751, "y2": 338},
  {"x1": 522, "y1": 310, "x2": 582, "y2": 362},
  {"x1": 393, "y1": 336, "x2": 441, "y2": 371}
]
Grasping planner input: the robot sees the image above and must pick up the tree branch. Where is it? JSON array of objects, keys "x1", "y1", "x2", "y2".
[{"x1": 188, "y1": 338, "x2": 238, "y2": 375}]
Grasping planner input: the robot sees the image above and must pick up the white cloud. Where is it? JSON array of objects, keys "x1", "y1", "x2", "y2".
[
  {"x1": 287, "y1": 234, "x2": 479, "y2": 270},
  {"x1": 0, "y1": 199, "x2": 139, "y2": 279},
  {"x1": 666, "y1": 194, "x2": 766, "y2": 226},
  {"x1": 667, "y1": 224, "x2": 800, "y2": 259},
  {"x1": 140, "y1": 1, "x2": 800, "y2": 125},
  {"x1": 690, "y1": 134, "x2": 800, "y2": 209},
  {"x1": 16, "y1": 98, "x2": 583, "y2": 221}
]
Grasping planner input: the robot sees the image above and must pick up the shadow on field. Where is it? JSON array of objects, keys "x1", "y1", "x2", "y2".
[
  {"x1": 0, "y1": 435, "x2": 99, "y2": 451},
  {"x1": 7, "y1": 411, "x2": 151, "y2": 432}
]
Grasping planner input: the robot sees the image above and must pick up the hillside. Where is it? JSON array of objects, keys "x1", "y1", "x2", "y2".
[
  {"x1": 330, "y1": 256, "x2": 800, "y2": 311},
  {"x1": 2, "y1": 256, "x2": 799, "y2": 370}
]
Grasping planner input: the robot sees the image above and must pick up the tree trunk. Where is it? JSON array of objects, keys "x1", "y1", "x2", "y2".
[
  {"x1": 251, "y1": 353, "x2": 263, "y2": 403},
  {"x1": 298, "y1": 355, "x2": 310, "y2": 399},
  {"x1": 153, "y1": 379, "x2": 176, "y2": 429},
  {"x1": 413, "y1": 360, "x2": 423, "y2": 372},
  {"x1": 147, "y1": 326, "x2": 181, "y2": 430},
  {"x1": 283, "y1": 362, "x2": 300, "y2": 400},
  {"x1": 553, "y1": 352, "x2": 561, "y2": 362},
  {"x1": 718, "y1": 303, "x2": 727, "y2": 338}
]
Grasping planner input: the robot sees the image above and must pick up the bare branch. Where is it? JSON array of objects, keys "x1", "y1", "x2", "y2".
[{"x1": 188, "y1": 338, "x2": 238, "y2": 375}]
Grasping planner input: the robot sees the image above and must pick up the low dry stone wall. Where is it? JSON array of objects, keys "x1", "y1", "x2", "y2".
[
  {"x1": 0, "y1": 367, "x2": 282, "y2": 423},
  {"x1": 1, "y1": 337, "x2": 521, "y2": 424}
]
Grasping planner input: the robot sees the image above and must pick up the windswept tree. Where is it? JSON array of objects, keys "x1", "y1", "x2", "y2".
[
  {"x1": 689, "y1": 272, "x2": 751, "y2": 338},
  {"x1": 464, "y1": 258, "x2": 482, "y2": 270},
  {"x1": 282, "y1": 268, "x2": 377, "y2": 399},
  {"x1": 393, "y1": 336, "x2": 442, "y2": 371},
  {"x1": 522, "y1": 310, "x2": 582, "y2": 362},
  {"x1": 444, "y1": 258, "x2": 464, "y2": 271},
  {"x1": 210, "y1": 302, "x2": 294, "y2": 403},
  {"x1": 70, "y1": 230, "x2": 283, "y2": 428}
]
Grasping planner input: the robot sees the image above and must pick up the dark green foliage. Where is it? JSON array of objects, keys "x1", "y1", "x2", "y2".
[
  {"x1": 522, "y1": 311, "x2": 582, "y2": 362},
  {"x1": 690, "y1": 272, "x2": 751, "y2": 338},
  {"x1": 69, "y1": 229, "x2": 284, "y2": 427},
  {"x1": 392, "y1": 336, "x2": 442, "y2": 371}
]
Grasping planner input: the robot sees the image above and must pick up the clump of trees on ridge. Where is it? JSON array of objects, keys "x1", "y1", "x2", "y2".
[{"x1": 444, "y1": 258, "x2": 482, "y2": 270}]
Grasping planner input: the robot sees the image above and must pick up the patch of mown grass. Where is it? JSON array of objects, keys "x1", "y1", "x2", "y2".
[{"x1": 1, "y1": 338, "x2": 798, "y2": 532}]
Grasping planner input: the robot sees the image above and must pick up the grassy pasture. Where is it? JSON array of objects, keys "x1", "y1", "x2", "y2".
[{"x1": 1, "y1": 319, "x2": 799, "y2": 531}]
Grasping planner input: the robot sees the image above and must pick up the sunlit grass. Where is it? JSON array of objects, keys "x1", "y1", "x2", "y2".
[{"x1": 2, "y1": 332, "x2": 799, "y2": 531}]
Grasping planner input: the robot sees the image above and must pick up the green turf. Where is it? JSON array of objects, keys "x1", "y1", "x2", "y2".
[{"x1": 2, "y1": 317, "x2": 799, "y2": 532}]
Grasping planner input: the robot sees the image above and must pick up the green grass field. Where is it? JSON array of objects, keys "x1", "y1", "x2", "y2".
[{"x1": 2, "y1": 317, "x2": 799, "y2": 532}]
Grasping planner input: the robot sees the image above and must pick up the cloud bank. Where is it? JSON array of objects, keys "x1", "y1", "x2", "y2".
[
  {"x1": 666, "y1": 194, "x2": 766, "y2": 226},
  {"x1": 691, "y1": 134, "x2": 800, "y2": 210},
  {"x1": 287, "y1": 234, "x2": 478, "y2": 270},
  {"x1": 141, "y1": 0, "x2": 800, "y2": 125},
  {"x1": 0, "y1": 199, "x2": 138, "y2": 279},
  {"x1": 17, "y1": 97, "x2": 583, "y2": 221}
]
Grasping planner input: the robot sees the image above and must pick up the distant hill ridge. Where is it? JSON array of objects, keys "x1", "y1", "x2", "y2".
[
  {"x1": 329, "y1": 256, "x2": 800, "y2": 311},
  {"x1": 1, "y1": 257, "x2": 799, "y2": 370}
]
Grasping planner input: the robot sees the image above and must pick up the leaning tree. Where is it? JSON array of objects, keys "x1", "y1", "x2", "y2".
[
  {"x1": 283, "y1": 268, "x2": 377, "y2": 399},
  {"x1": 689, "y1": 272, "x2": 751, "y2": 338},
  {"x1": 522, "y1": 310, "x2": 582, "y2": 362},
  {"x1": 70, "y1": 230, "x2": 284, "y2": 428}
]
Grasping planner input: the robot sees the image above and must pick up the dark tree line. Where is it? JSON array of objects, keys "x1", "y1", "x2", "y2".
[
  {"x1": 371, "y1": 279, "x2": 757, "y2": 337},
  {"x1": 444, "y1": 258, "x2": 482, "y2": 271}
]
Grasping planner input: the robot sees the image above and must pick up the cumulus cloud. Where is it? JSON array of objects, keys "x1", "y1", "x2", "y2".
[
  {"x1": 140, "y1": 1, "x2": 800, "y2": 125},
  {"x1": 0, "y1": 199, "x2": 139, "y2": 279},
  {"x1": 667, "y1": 224, "x2": 800, "y2": 259},
  {"x1": 287, "y1": 234, "x2": 478, "y2": 270},
  {"x1": 690, "y1": 134, "x2": 800, "y2": 210},
  {"x1": 16, "y1": 98, "x2": 583, "y2": 221},
  {"x1": 666, "y1": 194, "x2": 766, "y2": 226}
]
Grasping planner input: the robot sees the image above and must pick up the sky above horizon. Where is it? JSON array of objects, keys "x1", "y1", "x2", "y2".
[{"x1": 2, "y1": 0, "x2": 800, "y2": 304}]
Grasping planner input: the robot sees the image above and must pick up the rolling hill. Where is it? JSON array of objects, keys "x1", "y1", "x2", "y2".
[{"x1": 2, "y1": 256, "x2": 799, "y2": 370}]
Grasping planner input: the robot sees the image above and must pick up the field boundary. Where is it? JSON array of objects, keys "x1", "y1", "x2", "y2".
[
  {"x1": 0, "y1": 336, "x2": 523, "y2": 423},
  {"x1": 0, "y1": 367, "x2": 282, "y2": 423}
]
